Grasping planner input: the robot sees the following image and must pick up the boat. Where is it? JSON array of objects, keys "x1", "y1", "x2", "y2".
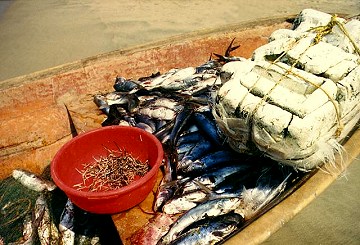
[{"x1": 1, "y1": 15, "x2": 359, "y2": 244}]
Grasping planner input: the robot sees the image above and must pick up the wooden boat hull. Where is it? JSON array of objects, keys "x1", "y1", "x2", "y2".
[{"x1": 1, "y1": 15, "x2": 358, "y2": 244}]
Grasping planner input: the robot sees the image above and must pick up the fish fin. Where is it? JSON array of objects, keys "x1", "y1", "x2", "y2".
[
  {"x1": 64, "y1": 104, "x2": 78, "y2": 137},
  {"x1": 253, "y1": 173, "x2": 292, "y2": 215},
  {"x1": 191, "y1": 180, "x2": 222, "y2": 203},
  {"x1": 224, "y1": 38, "x2": 240, "y2": 57}
]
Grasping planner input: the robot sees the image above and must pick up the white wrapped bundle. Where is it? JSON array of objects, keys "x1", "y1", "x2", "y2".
[{"x1": 213, "y1": 9, "x2": 360, "y2": 170}]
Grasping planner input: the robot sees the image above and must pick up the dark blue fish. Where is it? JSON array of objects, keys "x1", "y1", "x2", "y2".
[
  {"x1": 177, "y1": 139, "x2": 214, "y2": 173},
  {"x1": 169, "y1": 104, "x2": 196, "y2": 146},
  {"x1": 192, "y1": 112, "x2": 224, "y2": 146},
  {"x1": 176, "y1": 131, "x2": 204, "y2": 146},
  {"x1": 182, "y1": 150, "x2": 242, "y2": 175}
]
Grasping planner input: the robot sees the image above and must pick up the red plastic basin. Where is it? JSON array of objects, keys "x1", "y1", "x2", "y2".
[{"x1": 51, "y1": 126, "x2": 163, "y2": 214}]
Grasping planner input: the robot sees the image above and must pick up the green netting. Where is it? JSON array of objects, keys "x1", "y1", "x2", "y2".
[
  {"x1": 0, "y1": 167, "x2": 122, "y2": 244},
  {"x1": 0, "y1": 177, "x2": 40, "y2": 243}
]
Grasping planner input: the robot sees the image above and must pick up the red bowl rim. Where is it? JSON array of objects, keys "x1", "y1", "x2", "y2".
[{"x1": 50, "y1": 126, "x2": 163, "y2": 199}]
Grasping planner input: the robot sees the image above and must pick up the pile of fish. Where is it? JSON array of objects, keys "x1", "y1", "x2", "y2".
[
  {"x1": 0, "y1": 169, "x2": 121, "y2": 245},
  {"x1": 92, "y1": 8, "x2": 359, "y2": 244},
  {"x1": 93, "y1": 34, "x2": 308, "y2": 245},
  {"x1": 213, "y1": 9, "x2": 360, "y2": 170}
]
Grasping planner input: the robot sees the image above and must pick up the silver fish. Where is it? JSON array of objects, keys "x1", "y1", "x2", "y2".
[
  {"x1": 182, "y1": 164, "x2": 251, "y2": 194},
  {"x1": 139, "y1": 106, "x2": 177, "y2": 121},
  {"x1": 141, "y1": 69, "x2": 178, "y2": 89},
  {"x1": 153, "y1": 151, "x2": 178, "y2": 212},
  {"x1": 35, "y1": 194, "x2": 60, "y2": 245},
  {"x1": 135, "y1": 114, "x2": 157, "y2": 132},
  {"x1": 59, "y1": 199, "x2": 75, "y2": 245},
  {"x1": 162, "y1": 191, "x2": 207, "y2": 215},
  {"x1": 113, "y1": 77, "x2": 139, "y2": 92},
  {"x1": 181, "y1": 150, "x2": 241, "y2": 175},
  {"x1": 12, "y1": 169, "x2": 56, "y2": 192},
  {"x1": 158, "y1": 76, "x2": 200, "y2": 92},
  {"x1": 168, "y1": 213, "x2": 243, "y2": 245},
  {"x1": 179, "y1": 76, "x2": 218, "y2": 96},
  {"x1": 159, "y1": 197, "x2": 240, "y2": 244},
  {"x1": 93, "y1": 94, "x2": 110, "y2": 115},
  {"x1": 176, "y1": 142, "x2": 196, "y2": 156},
  {"x1": 236, "y1": 173, "x2": 291, "y2": 220},
  {"x1": 155, "y1": 67, "x2": 197, "y2": 91},
  {"x1": 176, "y1": 139, "x2": 213, "y2": 172}
]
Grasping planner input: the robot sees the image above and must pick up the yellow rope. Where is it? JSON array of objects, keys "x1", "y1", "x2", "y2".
[
  {"x1": 271, "y1": 62, "x2": 343, "y2": 136},
  {"x1": 311, "y1": 14, "x2": 360, "y2": 58},
  {"x1": 309, "y1": 14, "x2": 337, "y2": 45}
]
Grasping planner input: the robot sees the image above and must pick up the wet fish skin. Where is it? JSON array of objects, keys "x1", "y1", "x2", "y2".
[
  {"x1": 182, "y1": 164, "x2": 252, "y2": 194},
  {"x1": 113, "y1": 77, "x2": 139, "y2": 92},
  {"x1": 176, "y1": 138, "x2": 214, "y2": 173},
  {"x1": 236, "y1": 172, "x2": 292, "y2": 220},
  {"x1": 158, "y1": 197, "x2": 240, "y2": 244},
  {"x1": 140, "y1": 69, "x2": 178, "y2": 89},
  {"x1": 195, "y1": 60, "x2": 221, "y2": 74},
  {"x1": 12, "y1": 169, "x2": 56, "y2": 192},
  {"x1": 101, "y1": 104, "x2": 123, "y2": 126},
  {"x1": 93, "y1": 94, "x2": 110, "y2": 115},
  {"x1": 155, "y1": 119, "x2": 168, "y2": 131},
  {"x1": 136, "y1": 122, "x2": 154, "y2": 133},
  {"x1": 138, "y1": 71, "x2": 161, "y2": 82},
  {"x1": 154, "y1": 181, "x2": 175, "y2": 213},
  {"x1": 101, "y1": 92, "x2": 140, "y2": 113},
  {"x1": 122, "y1": 115, "x2": 137, "y2": 127},
  {"x1": 139, "y1": 96, "x2": 180, "y2": 111},
  {"x1": 139, "y1": 106, "x2": 177, "y2": 121},
  {"x1": 154, "y1": 176, "x2": 191, "y2": 213},
  {"x1": 154, "y1": 146, "x2": 178, "y2": 211},
  {"x1": 176, "y1": 142, "x2": 197, "y2": 157},
  {"x1": 135, "y1": 114, "x2": 157, "y2": 132},
  {"x1": 169, "y1": 213, "x2": 243, "y2": 245},
  {"x1": 153, "y1": 67, "x2": 197, "y2": 92},
  {"x1": 158, "y1": 76, "x2": 200, "y2": 92},
  {"x1": 181, "y1": 150, "x2": 241, "y2": 175},
  {"x1": 169, "y1": 104, "x2": 195, "y2": 146},
  {"x1": 162, "y1": 190, "x2": 206, "y2": 215},
  {"x1": 35, "y1": 194, "x2": 60, "y2": 245},
  {"x1": 154, "y1": 121, "x2": 174, "y2": 144},
  {"x1": 176, "y1": 131, "x2": 204, "y2": 146},
  {"x1": 193, "y1": 112, "x2": 224, "y2": 146},
  {"x1": 59, "y1": 199, "x2": 75, "y2": 245}
]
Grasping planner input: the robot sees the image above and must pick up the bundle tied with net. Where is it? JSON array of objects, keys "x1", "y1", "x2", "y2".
[{"x1": 213, "y1": 9, "x2": 360, "y2": 171}]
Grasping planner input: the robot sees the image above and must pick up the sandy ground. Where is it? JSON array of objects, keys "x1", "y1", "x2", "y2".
[{"x1": 0, "y1": 0, "x2": 360, "y2": 244}]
